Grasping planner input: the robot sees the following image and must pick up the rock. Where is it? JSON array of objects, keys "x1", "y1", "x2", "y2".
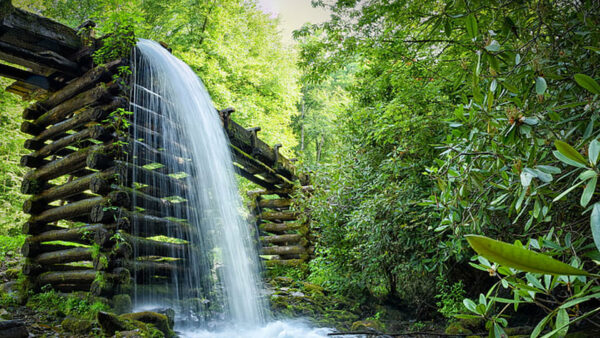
[
  {"x1": 4, "y1": 269, "x2": 20, "y2": 280},
  {"x1": 61, "y1": 317, "x2": 93, "y2": 334},
  {"x1": 273, "y1": 277, "x2": 294, "y2": 285},
  {"x1": 458, "y1": 317, "x2": 484, "y2": 331},
  {"x1": 0, "y1": 320, "x2": 28, "y2": 338},
  {"x1": 112, "y1": 294, "x2": 132, "y2": 314},
  {"x1": 445, "y1": 321, "x2": 473, "y2": 335},
  {"x1": 351, "y1": 319, "x2": 384, "y2": 332},
  {"x1": 0, "y1": 308, "x2": 12, "y2": 320},
  {"x1": 290, "y1": 291, "x2": 305, "y2": 297},
  {"x1": 98, "y1": 311, "x2": 130, "y2": 335},
  {"x1": 115, "y1": 329, "x2": 144, "y2": 337},
  {"x1": 120, "y1": 311, "x2": 174, "y2": 337}
]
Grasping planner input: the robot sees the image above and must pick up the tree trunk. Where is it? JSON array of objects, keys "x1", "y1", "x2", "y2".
[
  {"x1": 260, "y1": 245, "x2": 306, "y2": 256},
  {"x1": 32, "y1": 247, "x2": 93, "y2": 265}
]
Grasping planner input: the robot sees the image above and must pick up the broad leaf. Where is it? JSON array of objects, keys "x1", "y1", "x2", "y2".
[
  {"x1": 465, "y1": 235, "x2": 591, "y2": 276},
  {"x1": 581, "y1": 176, "x2": 597, "y2": 207},
  {"x1": 555, "y1": 308, "x2": 569, "y2": 337},
  {"x1": 536, "y1": 77, "x2": 547, "y2": 95},
  {"x1": 589, "y1": 140, "x2": 600, "y2": 165},
  {"x1": 465, "y1": 14, "x2": 478, "y2": 39},
  {"x1": 555, "y1": 141, "x2": 588, "y2": 166},
  {"x1": 574, "y1": 74, "x2": 600, "y2": 94},
  {"x1": 591, "y1": 203, "x2": 600, "y2": 253},
  {"x1": 485, "y1": 40, "x2": 500, "y2": 52}
]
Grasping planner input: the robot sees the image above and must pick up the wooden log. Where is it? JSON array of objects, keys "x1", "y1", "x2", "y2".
[
  {"x1": 0, "y1": 1, "x2": 81, "y2": 54},
  {"x1": 130, "y1": 124, "x2": 189, "y2": 155},
  {"x1": 109, "y1": 185, "x2": 194, "y2": 220},
  {"x1": 260, "y1": 245, "x2": 306, "y2": 256},
  {"x1": 259, "y1": 234, "x2": 303, "y2": 245},
  {"x1": 22, "y1": 261, "x2": 92, "y2": 276},
  {"x1": 258, "y1": 198, "x2": 291, "y2": 209},
  {"x1": 21, "y1": 223, "x2": 63, "y2": 235},
  {"x1": 21, "y1": 242, "x2": 75, "y2": 257},
  {"x1": 21, "y1": 146, "x2": 95, "y2": 191},
  {"x1": 37, "y1": 269, "x2": 129, "y2": 291},
  {"x1": 33, "y1": 247, "x2": 93, "y2": 265},
  {"x1": 260, "y1": 211, "x2": 300, "y2": 222},
  {"x1": 120, "y1": 232, "x2": 187, "y2": 258},
  {"x1": 115, "y1": 160, "x2": 190, "y2": 197},
  {"x1": 236, "y1": 166, "x2": 278, "y2": 190},
  {"x1": 115, "y1": 211, "x2": 194, "y2": 240},
  {"x1": 0, "y1": 320, "x2": 28, "y2": 338},
  {"x1": 23, "y1": 192, "x2": 93, "y2": 214},
  {"x1": 26, "y1": 224, "x2": 114, "y2": 246},
  {"x1": 0, "y1": 38, "x2": 78, "y2": 76},
  {"x1": 25, "y1": 98, "x2": 127, "y2": 149},
  {"x1": 23, "y1": 168, "x2": 117, "y2": 211},
  {"x1": 27, "y1": 82, "x2": 120, "y2": 132},
  {"x1": 127, "y1": 139, "x2": 190, "y2": 169},
  {"x1": 113, "y1": 259, "x2": 184, "y2": 278},
  {"x1": 264, "y1": 259, "x2": 305, "y2": 267},
  {"x1": 21, "y1": 126, "x2": 112, "y2": 167},
  {"x1": 0, "y1": 63, "x2": 59, "y2": 90},
  {"x1": 259, "y1": 222, "x2": 302, "y2": 233},
  {"x1": 23, "y1": 59, "x2": 125, "y2": 120}
]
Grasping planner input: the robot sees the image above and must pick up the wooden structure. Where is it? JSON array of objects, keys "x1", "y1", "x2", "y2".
[{"x1": 0, "y1": 1, "x2": 311, "y2": 300}]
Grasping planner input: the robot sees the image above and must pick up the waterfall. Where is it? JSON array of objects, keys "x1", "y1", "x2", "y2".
[{"x1": 128, "y1": 39, "x2": 266, "y2": 327}]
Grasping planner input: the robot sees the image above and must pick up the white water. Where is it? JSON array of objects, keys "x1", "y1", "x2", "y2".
[
  {"x1": 129, "y1": 39, "x2": 332, "y2": 337},
  {"x1": 131, "y1": 39, "x2": 265, "y2": 325}
]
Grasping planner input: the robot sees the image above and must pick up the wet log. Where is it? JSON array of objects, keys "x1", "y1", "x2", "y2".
[
  {"x1": 258, "y1": 198, "x2": 291, "y2": 209},
  {"x1": 264, "y1": 259, "x2": 305, "y2": 267},
  {"x1": 22, "y1": 262, "x2": 92, "y2": 276},
  {"x1": 113, "y1": 259, "x2": 184, "y2": 279},
  {"x1": 33, "y1": 247, "x2": 93, "y2": 265},
  {"x1": 236, "y1": 167, "x2": 277, "y2": 191},
  {"x1": 260, "y1": 245, "x2": 306, "y2": 256},
  {"x1": 25, "y1": 82, "x2": 120, "y2": 132},
  {"x1": 0, "y1": 38, "x2": 78, "y2": 76},
  {"x1": 108, "y1": 185, "x2": 193, "y2": 220},
  {"x1": 119, "y1": 232, "x2": 187, "y2": 258},
  {"x1": 260, "y1": 211, "x2": 300, "y2": 222},
  {"x1": 116, "y1": 211, "x2": 194, "y2": 240},
  {"x1": 24, "y1": 168, "x2": 117, "y2": 211},
  {"x1": 21, "y1": 146, "x2": 95, "y2": 191},
  {"x1": 26, "y1": 224, "x2": 114, "y2": 247},
  {"x1": 23, "y1": 59, "x2": 125, "y2": 120},
  {"x1": 0, "y1": 320, "x2": 28, "y2": 338},
  {"x1": 21, "y1": 126, "x2": 113, "y2": 167},
  {"x1": 259, "y1": 222, "x2": 302, "y2": 233},
  {"x1": 127, "y1": 139, "x2": 190, "y2": 169},
  {"x1": 37, "y1": 269, "x2": 129, "y2": 292},
  {"x1": 23, "y1": 192, "x2": 93, "y2": 214},
  {"x1": 21, "y1": 223, "x2": 63, "y2": 235},
  {"x1": 259, "y1": 234, "x2": 303, "y2": 245},
  {"x1": 114, "y1": 160, "x2": 190, "y2": 197},
  {"x1": 21, "y1": 242, "x2": 74, "y2": 257},
  {"x1": 130, "y1": 124, "x2": 189, "y2": 155},
  {"x1": 25, "y1": 98, "x2": 127, "y2": 149}
]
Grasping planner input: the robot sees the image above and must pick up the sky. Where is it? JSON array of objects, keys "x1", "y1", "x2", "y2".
[{"x1": 257, "y1": 0, "x2": 331, "y2": 44}]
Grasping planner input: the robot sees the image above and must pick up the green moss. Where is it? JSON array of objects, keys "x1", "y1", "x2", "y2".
[{"x1": 61, "y1": 317, "x2": 93, "y2": 334}]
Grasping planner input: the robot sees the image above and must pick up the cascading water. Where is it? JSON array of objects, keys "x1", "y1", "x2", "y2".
[
  {"x1": 129, "y1": 39, "x2": 266, "y2": 327},
  {"x1": 128, "y1": 39, "x2": 332, "y2": 337}
]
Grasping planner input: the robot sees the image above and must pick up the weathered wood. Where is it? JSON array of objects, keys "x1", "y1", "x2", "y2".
[
  {"x1": 264, "y1": 259, "x2": 305, "y2": 267},
  {"x1": 109, "y1": 185, "x2": 193, "y2": 220},
  {"x1": 33, "y1": 247, "x2": 93, "y2": 265},
  {"x1": 0, "y1": 39, "x2": 78, "y2": 76},
  {"x1": 23, "y1": 192, "x2": 93, "y2": 214},
  {"x1": 25, "y1": 98, "x2": 126, "y2": 149},
  {"x1": 260, "y1": 245, "x2": 306, "y2": 256},
  {"x1": 21, "y1": 223, "x2": 63, "y2": 235},
  {"x1": 22, "y1": 261, "x2": 91, "y2": 276},
  {"x1": 0, "y1": 63, "x2": 59, "y2": 90},
  {"x1": 116, "y1": 211, "x2": 194, "y2": 240},
  {"x1": 27, "y1": 82, "x2": 119, "y2": 131},
  {"x1": 37, "y1": 269, "x2": 129, "y2": 291},
  {"x1": 115, "y1": 160, "x2": 190, "y2": 197},
  {"x1": 21, "y1": 126, "x2": 112, "y2": 166},
  {"x1": 24, "y1": 168, "x2": 117, "y2": 211},
  {"x1": 26, "y1": 196, "x2": 104, "y2": 226},
  {"x1": 23, "y1": 59, "x2": 125, "y2": 120},
  {"x1": 236, "y1": 166, "x2": 278, "y2": 190},
  {"x1": 113, "y1": 259, "x2": 183, "y2": 278},
  {"x1": 120, "y1": 232, "x2": 187, "y2": 258},
  {"x1": 0, "y1": 1, "x2": 81, "y2": 54},
  {"x1": 26, "y1": 224, "x2": 113, "y2": 246},
  {"x1": 259, "y1": 222, "x2": 303, "y2": 233},
  {"x1": 260, "y1": 211, "x2": 300, "y2": 222},
  {"x1": 21, "y1": 242, "x2": 74, "y2": 257},
  {"x1": 260, "y1": 234, "x2": 303, "y2": 244},
  {"x1": 258, "y1": 198, "x2": 291, "y2": 209}
]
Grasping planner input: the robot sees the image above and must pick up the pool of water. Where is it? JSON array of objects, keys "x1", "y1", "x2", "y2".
[{"x1": 179, "y1": 320, "x2": 335, "y2": 338}]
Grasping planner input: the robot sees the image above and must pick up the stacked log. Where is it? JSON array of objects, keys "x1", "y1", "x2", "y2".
[{"x1": 249, "y1": 186, "x2": 314, "y2": 267}]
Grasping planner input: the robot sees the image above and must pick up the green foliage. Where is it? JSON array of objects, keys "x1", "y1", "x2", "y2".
[
  {"x1": 435, "y1": 277, "x2": 466, "y2": 319},
  {"x1": 28, "y1": 288, "x2": 109, "y2": 320}
]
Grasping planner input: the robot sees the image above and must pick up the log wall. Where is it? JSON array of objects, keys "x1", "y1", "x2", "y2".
[{"x1": 1, "y1": 0, "x2": 312, "y2": 302}]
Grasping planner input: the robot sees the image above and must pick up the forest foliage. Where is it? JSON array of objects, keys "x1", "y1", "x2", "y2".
[{"x1": 1, "y1": 0, "x2": 600, "y2": 336}]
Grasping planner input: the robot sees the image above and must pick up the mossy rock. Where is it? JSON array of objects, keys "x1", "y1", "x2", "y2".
[
  {"x1": 97, "y1": 311, "x2": 166, "y2": 338},
  {"x1": 61, "y1": 317, "x2": 93, "y2": 334},
  {"x1": 458, "y1": 317, "x2": 484, "y2": 331},
  {"x1": 120, "y1": 311, "x2": 174, "y2": 337},
  {"x1": 112, "y1": 294, "x2": 132, "y2": 314},
  {"x1": 351, "y1": 319, "x2": 384, "y2": 332},
  {"x1": 445, "y1": 321, "x2": 473, "y2": 335}
]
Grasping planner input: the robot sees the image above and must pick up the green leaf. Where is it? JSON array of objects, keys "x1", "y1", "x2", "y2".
[
  {"x1": 591, "y1": 203, "x2": 600, "y2": 253},
  {"x1": 465, "y1": 235, "x2": 592, "y2": 276},
  {"x1": 574, "y1": 74, "x2": 600, "y2": 94},
  {"x1": 581, "y1": 176, "x2": 597, "y2": 207},
  {"x1": 463, "y1": 298, "x2": 477, "y2": 313},
  {"x1": 531, "y1": 313, "x2": 551, "y2": 338},
  {"x1": 579, "y1": 170, "x2": 598, "y2": 181},
  {"x1": 589, "y1": 140, "x2": 600, "y2": 165},
  {"x1": 553, "y1": 180, "x2": 584, "y2": 202},
  {"x1": 536, "y1": 77, "x2": 547, "y2": 95},
  {"x1": 555, "y1": 308, "x2": 569, "y2": 337},
  {"x1": 465, "y1": 14, "x2": 478, "y2": 39},
  {"x1": 554, "y1": 151, "x2": 588, "y2": 168},
  {"x1": 485, "y1": 40, "x2": 500, "y2": 52},
  {"x1": 555, "y1": 141, "x2": 588, "y2": 166},
  {"x1": 559, "y1": 293, "x2": 600, "y2": 309}
]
